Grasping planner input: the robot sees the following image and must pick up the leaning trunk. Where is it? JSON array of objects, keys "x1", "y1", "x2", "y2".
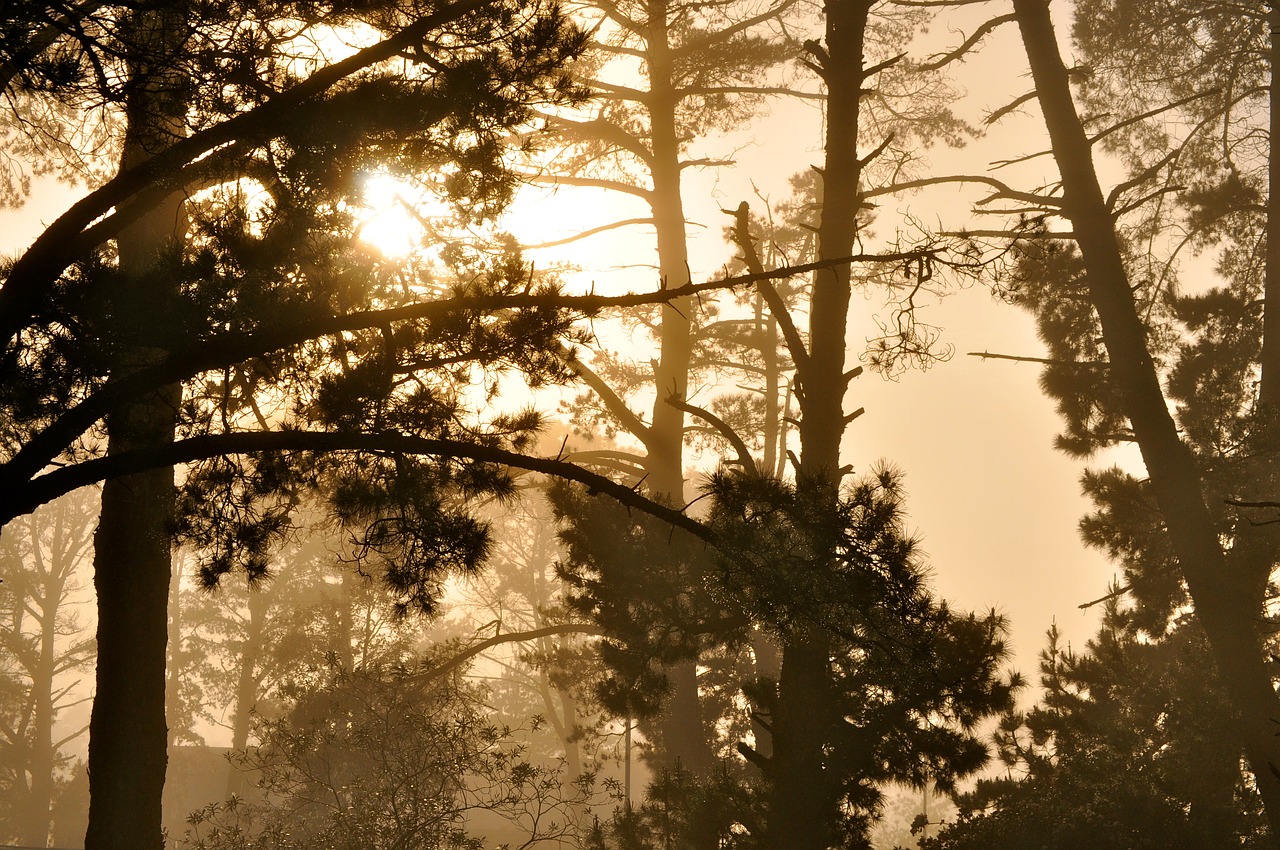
[
  {"x1": 85, "y1": 6, "x2": 187, "y2": 849},
  {"x1": 1014, "y1": 0, "x2": 1280, "y2": 841}
]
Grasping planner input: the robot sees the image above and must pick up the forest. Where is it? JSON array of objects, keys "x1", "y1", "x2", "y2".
[{"x1": 0, "y1": 0, "x2": 1274, "y2": 847}]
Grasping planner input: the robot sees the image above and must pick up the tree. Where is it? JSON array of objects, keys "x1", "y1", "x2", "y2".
[
  {"x1": 712, "y1": 2, "x2": 1015, "y2": 846},
  {"x1": 924, "y1": 608, "x2": 1269, "y2": 849},
  {"x1": 1003, "y1": 0, "x2": 1280, "y2": 837},
  {"x1": 528, "y1": 0, "x2": 801, "y2": 772},
  {"x1": 181, "y1": 655, "x2": 591, "y2": 850},
  {"x1": 1, "y1": 2, "x2": 591, "y2": 846},
  {"x1": 0, "y1": 490, "x2": 96, "y2": 846},
  {"x1": 168, "y1": 512, "x2": 427, "y2": 796}
]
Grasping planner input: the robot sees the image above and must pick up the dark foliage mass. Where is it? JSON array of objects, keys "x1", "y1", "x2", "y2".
[
  {"x1": 551, "y1": 465, "x2": 1017, "y2": 846},
  {"x1": 924, "y1": 607, "x2": 1269, "y2": 849}
]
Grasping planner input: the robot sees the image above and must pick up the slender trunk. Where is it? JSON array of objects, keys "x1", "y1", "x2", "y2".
[
  {"x1": 643, "y1": 0, "x2": 712, "y2": 775},
  {"x1": 1014, "y1": 0, "x2": 1280, "y2": 841},
  {"x1": 21, "y1": 570, "x2": 64, "y2": 847},
  {"x1": 226, "y1": 586, "x2": 267, "y2": 797},
  {"x1": 86, "y1": 7, "x2": 187, "y2": 848},
  {"x1": 166, "y1": 559, "x2": 184, "y2": 748},
  {"x1": 334, "y1": 570, "x2": 356, "y2": 671},
  {"x1": 1260, "y1": 3, "x2": 1280, "y2": 405},
  {"x1": 768, "y1": 2, "x2": 871, "y2": 848}
]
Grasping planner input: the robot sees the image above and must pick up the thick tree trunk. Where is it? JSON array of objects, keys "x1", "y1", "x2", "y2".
[
  {"x1": 1014, "y1": 0, "x2": 1280, "y2": 842},
  {"x1": 769, "y1": 631, "x2": 834, "y2": 850},
  {"x1": 642, "y1": 0, "x2": 713, "y2": 775},
  {"x1": 85, "y1": 7, "x2": 187, "y2": 849},
  {"x1": 767, "y1": 2, "x2": 871, "y2": 848}
]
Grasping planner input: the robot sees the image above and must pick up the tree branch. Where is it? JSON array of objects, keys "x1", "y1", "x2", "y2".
[
  {"x1": 0, "y1": 0, "x2": 502, "y2": 345},
  {"x1": 519, "y1": 217, "x2": 656, "y2": 250},
  {"x1": 408, "y1": 622, "x2": 605, "y2": 683},
  {"x1": 562, "y1": 350, "x2": 654, "y2": 444},
  {"x1": 916, "y1": 14, "x2": 1016, "y2": 71},
  {"x1": 524, "y1": 172, "x2": 654, "y2": 200},
  {"x1": 967, "y1": 350, "x2": 1107, "y2": 367},
  {"x1": 4, "y1": 250, "x2": 935, "y2": 486},
  {"x1": 2, "y1": 430, "x2": 716, "y2": 539},
  {"x1": 667, "y1": 396, "x2": 757, "y2": 475}
]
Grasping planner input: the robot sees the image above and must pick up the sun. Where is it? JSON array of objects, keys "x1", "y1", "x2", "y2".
[{"x1": 355, "y1": 172, "x2": 433, "y2": 258}]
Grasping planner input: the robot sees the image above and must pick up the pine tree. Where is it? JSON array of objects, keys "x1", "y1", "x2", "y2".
[
  {"x1": 1005, "y1": 0, "x2": 1280, "y2": 836},
  {"x1": 1, "y1": 3, "x2": 587, "y2": 845}
]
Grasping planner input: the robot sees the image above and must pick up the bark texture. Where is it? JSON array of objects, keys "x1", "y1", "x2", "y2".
[{"x1": 85, "y1": 6, "x2": 187, "y2": 848}]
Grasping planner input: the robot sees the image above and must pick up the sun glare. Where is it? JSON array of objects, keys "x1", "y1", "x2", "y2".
[{"x1": 356, "y1": 173, "x2": 427, "y2": 258}]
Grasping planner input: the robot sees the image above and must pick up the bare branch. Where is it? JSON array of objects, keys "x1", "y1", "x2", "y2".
[
  {"x1": 562, "y1": 349, "x2": 654, "y2": 444},
  {"x1": 407, "y1": 623, "x2": 605, "y2": 684},
  {"x1": 667, "y1": 396, "x2": 757, "y2": 475},
  {"x1": 968, "y1": 350, "x2": 1107, "y2": 367},
  {"x1": 524, "y1": 172, "x2": 654, "y2": 200},
  {"x1": 519, "y1": 217, "x2": 656, "y2": 250},
  {"x1": 679, "y1": 84, "x2": 824, "y2": 101},
  {"x1": 916, "y1": 14, "x2": 1016, "y2": 72}
]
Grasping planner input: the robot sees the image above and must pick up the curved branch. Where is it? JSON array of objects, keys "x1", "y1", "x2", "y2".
[
  {"x1": 562, "y1": 350, "x2": 653, "y2": 444},
  {"x1": 544, "y1": 114, "x2": 653, "y2": 165},
  {"x1": 3, "y1": 430, "x2": 715, "y2": 541},
  {"x1": 672, "y1": 0, "x2": 802, "y2": 59},
  {"x1": 861, "y1": 174, "x2": 1060, "y2": 208},
  {"x1": 519, "y1": 217, "x2": 656, "y2": 250},
  {"x1": 724, "y1": 201, "x2": 811, "y2": 374},
  {"x1": 915, "y1": 14, "x2": 1015, "y2": 72},
  {"x1": 525, "y1": 172, "x2": 654, "y2": 200},
  {"x1": 667, "y1": 396, "x2": 757, "y2": 475},
  {"x1": 0, "y1": 1, "x2": 108, "y2": 95},
  {"x1": 678, "y1": 85, "x2": 825, "y2": 102},
  {"x1": 4, "y1": 250, "x2": 933, "y2": 485}
]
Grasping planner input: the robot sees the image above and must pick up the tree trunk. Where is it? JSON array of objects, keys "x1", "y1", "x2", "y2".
[
  {"x1": 226, "y1": 585, "x2": 267, "y2": 798},
  {"x1": 1260, "y1": 3, "x2": 1280, "y2": 405},
  {"x1": 642, "y1": 0, "x2": 713, "y2": 775},
  {"x1": 769, "y1": 631, "x2": 834, "y2": 850},
  {"x1": 1013, "y1": 0, "x2": 1280, "y2": 842},
  {"x1": 768, "y1": 2, "x2": 872, "y2": 848},
  {"x1": 85, "y1": 6, "x2": 187, "y2": 848},
  {"x1": 21, "y1": 561, "x2": 64, "y2": 847}
]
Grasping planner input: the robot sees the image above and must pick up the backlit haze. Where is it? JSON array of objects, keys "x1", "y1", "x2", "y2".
[{"x1": 0, "y1": 6, "x2": 1125, "y2": 700}]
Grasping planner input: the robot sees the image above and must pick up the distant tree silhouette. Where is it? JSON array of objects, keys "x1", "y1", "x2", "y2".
[
  {"x1": 181, "y1": 654, "x2": 591, "y2": 850},
  {"x1": 0, "y1": 491, "x2": 96, "y2": 846}
]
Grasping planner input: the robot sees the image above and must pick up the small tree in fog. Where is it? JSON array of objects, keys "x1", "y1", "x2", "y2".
[{"x1": 182, "y1": 654, "x2": 593, "y2": 850}]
